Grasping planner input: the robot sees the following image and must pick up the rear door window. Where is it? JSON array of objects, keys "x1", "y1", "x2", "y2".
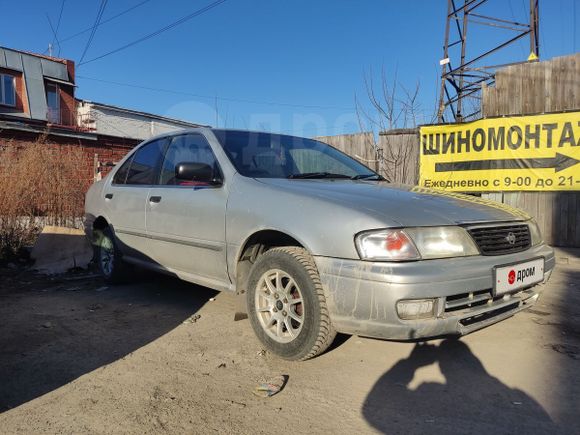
[
  {"x1": 125, "y1": 139, "x2": 166, "y2": 185},
  {"x1": 112, "y1": 155, "x2": 134, "y2": 185}
]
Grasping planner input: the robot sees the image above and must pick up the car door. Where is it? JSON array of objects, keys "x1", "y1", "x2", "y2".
[
  {"x1": 103, "y1": 138, "x2": 166, "y2": 262},
  {"x1": 146, "y1": 133, "x2": 229, "y2": 287}
]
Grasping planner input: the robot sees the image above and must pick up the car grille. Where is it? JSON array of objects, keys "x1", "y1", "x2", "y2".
[
  {"x1": 467, "y1": 224, "x2": 531, "y2": 255},
  {"x1": 443, "y1": 287, "x2": 537, "y2": 319},
  {"x1": 445, "y1": 289, "x2": 495, "y2": 312}
]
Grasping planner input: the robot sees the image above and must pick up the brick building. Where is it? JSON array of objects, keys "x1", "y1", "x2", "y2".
[{"x1": 0, "y1": 46, "x2": 203, "y2": 192}]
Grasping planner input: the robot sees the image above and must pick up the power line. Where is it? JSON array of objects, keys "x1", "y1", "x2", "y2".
[
  {"x1": 52, "y1": 0, "x2": 66, "y2": 55},
  {"x1": 76, "y1": 74, "x2": 355, "y2": 110},
  {"x1": 46, "y1": 14, "x2": 61, "y2": 56},
  {"x1": 78, "y1": 0, "x2": 228, "y2": 66},
  {"x1": 78, "y1": 0, "x2": 108, "y2": 65},
  {"x1": 59, "y1": 0, "x2": 152, "y2": 44}
]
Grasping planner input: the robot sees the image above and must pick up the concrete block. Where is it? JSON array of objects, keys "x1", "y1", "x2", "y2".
[{"x1": 31, "y1": 226, "x2": 93, "y2": 274}]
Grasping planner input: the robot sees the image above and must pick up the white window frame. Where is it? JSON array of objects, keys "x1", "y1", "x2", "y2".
[{"x1": 0, "y1": 73, "x2": 16, "y2": 107}]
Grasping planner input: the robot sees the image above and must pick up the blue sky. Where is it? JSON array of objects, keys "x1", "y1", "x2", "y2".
[{"x1": 2, "y1": 0, "x2": 578, "y2": 136}]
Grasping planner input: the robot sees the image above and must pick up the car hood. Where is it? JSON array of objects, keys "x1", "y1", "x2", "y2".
[{"x1": 256, "y1": 179, "x2": 530, "y2": 227}]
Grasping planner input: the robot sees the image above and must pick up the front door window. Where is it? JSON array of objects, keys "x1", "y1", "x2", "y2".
[{"x1": 159, "y1": 134, "x2": 221, "y2": 186}]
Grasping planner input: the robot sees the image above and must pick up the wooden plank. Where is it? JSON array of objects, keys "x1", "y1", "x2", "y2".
[
  {"x1": 561, "y1": 55, "x2": 578, "y2": 111},
  {"x1": 551, "y1": 57, "x2": 565, "y2": 112},
  {"x1": 542, "y1": 193, "x2": 554, "y2": 246},
  {"x1": 543, "y1": 60, "x2": 552, "y2": 112},
  {"x1": 576, "y1": 194, "x2": 580, "y2": 247},
  {"x1": 489, "y1": 88, "x2": 499, "y2": 117},
  {"x1": 549, "y1": 193, "x2": 559, "y2": 246},
  {"x1": 575, "y1": 54, "x2": 580, "y2": 110},
  {"x1": 511, "y1": 64, "x2": 524, "y2": 116},
  {"x1": 556, "y1": 193, "x2": 567, "y2": 246},
  {"x1": 534, "y1": 193, "x2": 546, "y2": 241},
  {"x1": 493, "y1": 68, "x2": 508, "y2": 115},
  {"x1": 527, "y1": 62, "x2": 545, "y2": 114},
  {"x1": 520, "y1": 63, "x2": 535, "y2": 115},
  {"x1": 567, "y1": 193, "x2": 577, "y2": 246}
]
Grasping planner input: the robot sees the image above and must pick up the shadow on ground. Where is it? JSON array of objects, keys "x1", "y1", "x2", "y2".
[
  {"x1": 363, "y1": 250, "x2": 580, "y2": 434},
  {"x1": 363, "y1": 339, "x2": 557, "y2": 434},
  {"x1": 0, "y1": 268, "x2": 217, "y2": 412}
]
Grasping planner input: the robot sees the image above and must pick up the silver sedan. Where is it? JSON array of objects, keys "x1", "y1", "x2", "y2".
[{"x1": 85, "y1": 128, "x2": 554, "y2": 360}]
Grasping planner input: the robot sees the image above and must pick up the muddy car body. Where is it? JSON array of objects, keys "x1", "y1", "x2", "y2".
[{"x1": 85, "y1": 128, "x2": 555, "y2": 360}]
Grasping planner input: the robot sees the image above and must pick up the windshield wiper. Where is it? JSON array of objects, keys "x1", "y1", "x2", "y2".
[
  {"x1": 350, "y1": 173, "x2": 384, "y2": 180},
  {"x1": 287, "y1": 172, "x2": 352, "y2": 179}
]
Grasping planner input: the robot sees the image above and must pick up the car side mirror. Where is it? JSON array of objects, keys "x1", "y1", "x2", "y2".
[{"x1": 175, "y1": 162, "x2": 221, "y2": 185}]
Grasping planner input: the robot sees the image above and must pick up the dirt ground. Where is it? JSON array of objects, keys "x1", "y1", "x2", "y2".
[{"x1": 1, "y1": 250, "x2": 579, "y2": 435}]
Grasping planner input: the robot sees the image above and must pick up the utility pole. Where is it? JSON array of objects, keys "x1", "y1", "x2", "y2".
[{"x1": 437, "y1": 0, "x2": 540, "y2": 123}]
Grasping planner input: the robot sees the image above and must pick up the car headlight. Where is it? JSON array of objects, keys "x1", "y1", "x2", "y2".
[
  {"x1": 528, "y1": 219, "x2": 543, "y2": 246},
  {"x1": 355, "y1": 229, "x2": 420, "y2": 261},
  {"x1": 355, "y1": 226, "x2": 479, "y2": 261}
]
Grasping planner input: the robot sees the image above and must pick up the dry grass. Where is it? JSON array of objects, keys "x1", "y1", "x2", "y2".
[{"x1": 0, "y1": 137, "x2": 85, "y2": 260}]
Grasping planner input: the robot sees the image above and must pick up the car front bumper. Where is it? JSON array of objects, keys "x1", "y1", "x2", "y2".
[{"x1": 314, "y1": 243, "x2": 555, "y2": 340}]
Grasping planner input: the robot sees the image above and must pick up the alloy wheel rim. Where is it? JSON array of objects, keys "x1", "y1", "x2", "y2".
[
  {"x1": 255, "y1": 269, "x2": 304, "y2": 343},
  {"x1": 100, "y1": 238, "x2": 114, "y2": 277}
]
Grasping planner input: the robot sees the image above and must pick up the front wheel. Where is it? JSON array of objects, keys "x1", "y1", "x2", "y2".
[{"x1": 246, "y1": 247, "x2": 336, "y2": 361}]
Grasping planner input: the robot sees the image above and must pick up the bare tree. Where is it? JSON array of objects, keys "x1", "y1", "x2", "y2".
[{"x1": 355, "y1": 67, "x2": 429, "y2": 184}]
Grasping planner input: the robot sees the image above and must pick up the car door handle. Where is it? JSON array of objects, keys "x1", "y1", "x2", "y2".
[
  {"x1": 104, "y1": 193, "x2": 113, "y2": 199},
  {"x1": 149, "y1": 196, "x2": 162, "y2": 203}
]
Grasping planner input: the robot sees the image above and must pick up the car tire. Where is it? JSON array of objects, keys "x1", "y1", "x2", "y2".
[
  {"x1": 95, "y1": 226, "x2": 128, "y2": 284},
  {"x1": 247, "y1": 246, "x2": 336, "y2": 361}
]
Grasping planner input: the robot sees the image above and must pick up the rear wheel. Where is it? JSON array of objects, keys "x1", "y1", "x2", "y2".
[
  {"x1": 95, "y1": 227, "x2": 128, "y2": 284},
  {"x1": 247, "y1": 247, "x2": 336, "y2": 361}
]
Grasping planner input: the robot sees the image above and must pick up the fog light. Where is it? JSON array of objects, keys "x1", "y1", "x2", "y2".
[{"x1": 396, "y1": 299, "x2": 436, "y2": 320}]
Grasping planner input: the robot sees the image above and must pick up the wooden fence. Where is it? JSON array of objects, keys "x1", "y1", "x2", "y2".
[
  {"x1": 316, "y1": 131, "x2": 419, "y2": 185},
  {"x1": 315, "y1": 132, "x2": 375, "y2": 167},
  {"x1": 378, "y1": 128, "x2": 420, "y2": 185},
  {"x1": 482, "y1": 54, "x2": 580, "y2": 117}
]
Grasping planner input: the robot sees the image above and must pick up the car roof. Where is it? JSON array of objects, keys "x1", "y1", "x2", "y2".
[{"x1": 155, "y1": 127, "x2": 309, "y2": 140}]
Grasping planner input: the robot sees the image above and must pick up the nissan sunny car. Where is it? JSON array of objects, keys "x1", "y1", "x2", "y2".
[{"x1": 85, "y1": 128, "x2": 554, "y2": 360}]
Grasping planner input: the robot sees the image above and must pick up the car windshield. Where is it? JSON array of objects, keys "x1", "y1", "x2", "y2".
[{"x1": 213, "y1": 130, "x2": 382, "y2": 180}]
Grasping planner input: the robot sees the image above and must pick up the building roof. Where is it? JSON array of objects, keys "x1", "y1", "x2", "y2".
[
  {"x1": 78, "y1": 100, "x2": 208, "y2": 128},
  {"x1": 0, "y1": 117, "x2": 139, "y2": 143},
  {"x1": 14, "y1": 48, "x2": 69, "y2": 65}
]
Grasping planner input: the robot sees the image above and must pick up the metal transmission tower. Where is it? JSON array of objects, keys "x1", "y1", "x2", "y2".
[{"x1": 437, "y1": 0, "x2": 540, "y2": 123}]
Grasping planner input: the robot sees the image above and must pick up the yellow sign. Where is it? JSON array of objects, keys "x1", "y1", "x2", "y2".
[
  {"x1": 527, "y1": 52, "x2": 538, "y2": 61},
  {"x1": 419, "y1": 111, "x2": 580, "y2": 192}
]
